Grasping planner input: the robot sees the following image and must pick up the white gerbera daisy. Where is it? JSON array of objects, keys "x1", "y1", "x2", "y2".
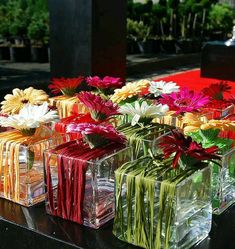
[
  {"x1": 149, "y1": 80, "x2": 179, "y2": 97},
  {"x1": 119, "y1": 101, "x2": 169, "y2": 126},
  {"x1": 0, "y1": 103, "x2": 58, "y2": 134}
]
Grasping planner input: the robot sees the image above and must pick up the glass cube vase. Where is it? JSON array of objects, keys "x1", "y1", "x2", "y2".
[
  {"x1": 44, "y1": 141, "x2": 132, "y2": 229},
  {"x1": 153, "y1": 111, "x2": 212, "y2": 129},
  {"x1": 113, "y1": 160, "x2": 212, "y2": 249},
  {"x1": 49, "y1": 95, "x2": 88, "y2": 119},
  {"x1": 0, "y1": 129, "x2": 68, "y2": 206},
  {"x1": 212, "y1": 147, "x2": 235, "y2": 215},
  {"x1": 117, "y1": 123, "x2": 170, "y2": 158},
  {"x1": 202, "y1": 103, "x2": 234, "y2": 120}
]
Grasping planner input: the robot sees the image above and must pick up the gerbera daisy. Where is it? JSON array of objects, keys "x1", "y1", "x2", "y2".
[
  {"x1": 49, "y1": 76, "x2": 84, "y2": 96},
  {"x1": 200, "y1": 119, "x2": 235, "y2": 132},
  {"x1": 1, "y1": 87, "x2": 48, "y2": 115},
  {"x1": 182, "y1": 113, "x2": 205, "y2": 133},
  {"x1": 149, "y1": 80, "x2": 179, "y2": 97},
  {"x1": 160, "y1": 88, "x2": 209, "y2": 115},
  {"x1": 77, "y1": 92, "x2": 119, "y2": 121},
  {"x1": 67, "y1": 123, "x2": 126, "y2": 148},
  {"x1": 0, "y1": 102, "x2": 58, "y2": 135},
  {"x1": 86, "y1": 76, "x2": 123, "y2": 90},
  {"x1": 119, "y1": 100, "x2": 169, "y2": 126},
  {"x1": 111, "y1": 79, "x2": 150, "y2": 104},
  {"x1": 202, "y1": 81, "x2": 231, "y2": 100},
  {"x1": 158, "y1": 130, "x2": 220, "y2": 168}
]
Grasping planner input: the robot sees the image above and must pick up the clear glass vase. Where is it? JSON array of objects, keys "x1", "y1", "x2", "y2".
[
  {"x1": 117, "y1": 123, "x2": 170, "y2": 158},
  {"x1": 49, "y1": 95, "x2": 88, "y2": 119},
  {"x1": 153, "y1": 111, "x2": 212, "y2": 128},
  {"x1": 44, "y1": 141, "x2": 132, "y2": 229},
  {"x1": 0, "y1": 129, "x2": 68, "y2": 206},
  {"x1": 202, "y1": 103, "x2": 234, "y2": 120},
  {"x1": 113, "y1": 160, "x2": 212, "y2": 249},
  {"x1": 212, "y1": 147, "x2": 235, "y2": 215}
]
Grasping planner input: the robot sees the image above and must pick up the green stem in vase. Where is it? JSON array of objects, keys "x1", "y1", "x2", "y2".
[{"x1": 28, "y1": 149, "x2": 35, "y2": 170}]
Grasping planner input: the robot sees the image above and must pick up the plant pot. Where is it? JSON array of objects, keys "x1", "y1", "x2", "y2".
[
  {"x1": 31, "y1": 46, "x2": 48, "y2": 62},
  {"x1": 127, "y1": 39, "x2": 139, "y2": 54},
  {"x1": 137, "y1": 39, "x2": 160, "y2": 54},
  {"x1": 192, "y1": 39, "x2": 202, "y2": 52},
  {"x1": 160, "y1": 39, "x2": 176, "y2": 54},
  {"x1": 0, "y1": 46, "x2": 10, "y2": 60},
  {"x1": 113, "y1": 157, "x2": 212, "y2": 249},
  {"x1": 176, "y1": 40, "x2": 193, "y2": 54},
  {"x1": 10, "y1": 46, "x2": 31, "y2": 62},
  {"x1": 44, "y1": 141, "x2": 132, "y2": 229},
  {"x1": 0, "y1": 128, "x2": 67, "y2": 206}
]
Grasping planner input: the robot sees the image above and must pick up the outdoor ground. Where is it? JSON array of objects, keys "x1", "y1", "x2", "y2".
[{"x1": 0, "y1": 53, "x2": 200, "y2": 100}]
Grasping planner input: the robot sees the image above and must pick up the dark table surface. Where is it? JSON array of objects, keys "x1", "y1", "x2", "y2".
[{"x1": 0, "y1": 198, "x2": 235, "y2": 249}]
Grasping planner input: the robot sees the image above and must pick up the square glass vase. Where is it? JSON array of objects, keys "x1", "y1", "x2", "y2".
[
  {"x1": 117, "y1": 123, "x2": 170, "y2": 158},
  {"x1": 0, "y1": 129, "x2": 68, "y2": 206},
  {"x1": 202, "y1": 103, "x2": 234, "y2": 120},
  {"x1": 113, "y1": 164, "x2": 212, "y2": 249},
  {"x1": 49, "y1": 95, "x2": 88, "y2": 119},
  {"x1": 153, "y1": 111, "x2": 212, "y2": 128},
  {"x1": 44, "y1": 142, "x2": 132, "y2": 229},
  {"x1": 212, "y1": 147, "x2": 235, "y2": 215}
]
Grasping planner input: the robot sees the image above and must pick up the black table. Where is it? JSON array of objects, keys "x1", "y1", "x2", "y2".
[
  {"x1": 201, "y1": 41, "x2": 235, "y2": 81},
  {"x1": 0, "y1": 198, "x2": 235, "y2": 249}
]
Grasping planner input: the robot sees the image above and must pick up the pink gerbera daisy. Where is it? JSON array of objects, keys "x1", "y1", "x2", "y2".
[
  {"x1": 49, "y1": 76, "x2": 84, "y2": 96},
  {"x1": 160, "y1": 88, "x2": 209, "y2": 115},
  {"x1": 77, "y1": 92, "x2": 119, "y2": 121},
  {"x1": 67, "y1": 123, "x2": 126, "y2": 148},
  {"x1": 86, "y1": 76, "x2": 123, "y2": 94}
]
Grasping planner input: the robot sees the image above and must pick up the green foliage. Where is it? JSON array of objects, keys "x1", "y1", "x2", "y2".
[
  {"x1": 127, "y1": 18, "x2": 151, "y2": 41},
  {"x1": 208, "y1": 3, "x2": 235, "y2": 33}
]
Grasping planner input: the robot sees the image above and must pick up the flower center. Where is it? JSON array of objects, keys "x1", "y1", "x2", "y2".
[
  {"x1": 21, "y1": 99, "x2": 29, "y2": 104},
  {"x1": 174, "y1": 98, "x2": 191, "y2": 107},
  {"x1": 156, "y1": 87, "x2": 163, "y2": 91}
]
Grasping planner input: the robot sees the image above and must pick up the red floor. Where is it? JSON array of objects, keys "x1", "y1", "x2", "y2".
[{"x1": 157, "y1": 69, "x2": 235, "y2": 98}]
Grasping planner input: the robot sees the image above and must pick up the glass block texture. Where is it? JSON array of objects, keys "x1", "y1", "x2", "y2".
[
  {"x1": 0, "y1": 130, "x2": 68, "y2": 206},
  {"x1": 212, "y1": 147, "x2": 235, "y2": 215},
  {"x1": 118, "y1": 123, "x2": 170, "y2": 158},
  {"x1": 44, "y1": 142, "x2": 132, "y2": 229},
  {"x1": 114, "y1": 165, "x2": 212, "y2": 249},
  {"x1": 203, "y1": 104, "x2": 234, "y2": 120},
  {"x1": 49, "y1": 95, "x2": 88, "y2": 119},
  {"x1": 153, "y1": 111, "x2": 212, "y2": 128}
]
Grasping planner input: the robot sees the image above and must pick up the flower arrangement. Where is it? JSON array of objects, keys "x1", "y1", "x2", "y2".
[
  {"x1": 1, "y1": 87, "x2": 48, "y2": 115},
  {"x1": 49, "y1": 76, "x2": 84, "y2": 96},
  {"x1": 0, "y1": 102, "x2": 58, "y2": 136},
  {"x1": 86, "y1": 76, "x2": 123, "y2": 95},
  {"x1": 119, "y1": 100, "x2": 169, "y2": 126},
  {"x1": 67, "y1": 123, "x2": 126, "y2": 148},
  {"x1": 111, "y1": 79, "x2": 150, "y2": 104},
  {"x1": 48, "y1": 77, "x2": 88, "y2": 118},
  {"x1": 113, "y1": 130, "x2": 217, "y2": 249},
  {"x1": 77, "y1": 92, "x2": 119, "y2": 121},
  {"x1": 182, "y1": 114, "x2": 235, "y2": 214},
  {"x1": 202, "y1": 82, "x2": 234, "y2": 119},
  {"x1": 45, "y1": 121, "x2": 130, "y2": 228}
]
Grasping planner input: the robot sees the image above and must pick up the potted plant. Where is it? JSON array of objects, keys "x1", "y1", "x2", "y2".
[
  {"x1": 7, "y1": 1, "x2": 31, "y2": 62},
  {"x1": 27, "y1": 12, "x2": 49, "y2": 62},
  {"x1": 0, "y1": 4, "x2": 10, "y2": 60},
  {"x1": 126, "y1": 18, "x2": 139, "y2": 54}
]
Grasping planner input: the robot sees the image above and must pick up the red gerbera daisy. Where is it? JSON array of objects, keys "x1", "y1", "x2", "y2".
[
  {"x1": 49, "y1": 76, "x2": 84, "y2": 96},
  {"x1": 160, "y1": 88, "x2": 209, "y2": 115},
  {"x1": 77, "y1": 92, "x2": 119, "y2": 121},
  {"x1": 158, "y1": 130, "x2": 220, "y2": 168},
  {"x1": 67, "y1": 123, "x2": 126, "y2": 148},
  {"x1": 202, "y1": 81, "x2": 231, "y2": 100}
]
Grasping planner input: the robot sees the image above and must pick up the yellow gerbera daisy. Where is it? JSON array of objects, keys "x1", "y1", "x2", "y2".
[
  {"x1": 111, "y1": 79, "x2": 150, "y2": 103},
  {"x1": 182, "y1": 113, "x2": 205, "y2": 133},
  {"x1": 1, "y1": 87, "x2": 49, "y2": 114},
  {"x1": 201, "y1": 120, "x2": 235, "y2": 132}
]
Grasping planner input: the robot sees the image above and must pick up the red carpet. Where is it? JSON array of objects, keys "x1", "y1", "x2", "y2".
[{"x1": 157, "y1": 69, "x2": 235, "y2": 98}]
